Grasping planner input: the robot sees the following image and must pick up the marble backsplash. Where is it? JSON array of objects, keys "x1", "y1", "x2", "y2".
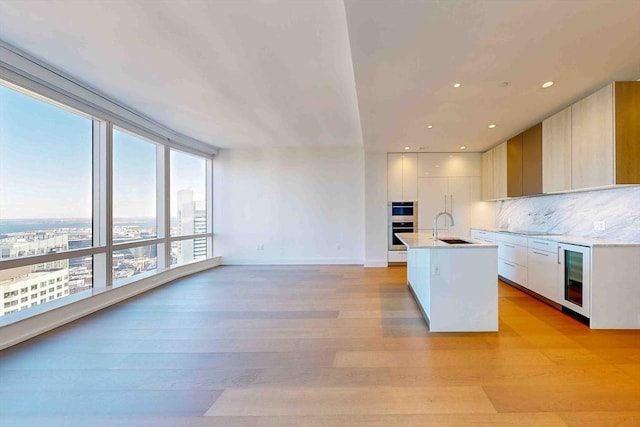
[{"x1": 495, "y1": 186, "x2": 640, "y2": 242}]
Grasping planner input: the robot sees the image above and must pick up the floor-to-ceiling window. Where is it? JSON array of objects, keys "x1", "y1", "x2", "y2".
[{"x1": 0, "y1": 80, "x2": 214, "y2": 321}]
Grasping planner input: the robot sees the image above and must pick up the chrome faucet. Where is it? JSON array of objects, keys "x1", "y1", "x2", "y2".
[{"x1": 433, "y1": 212, "x2": 455, "y2": 240}]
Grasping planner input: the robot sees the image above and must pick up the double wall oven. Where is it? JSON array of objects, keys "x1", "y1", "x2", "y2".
[{"x1": 388, "y1": 202, "x2": 418, "y2": 251}]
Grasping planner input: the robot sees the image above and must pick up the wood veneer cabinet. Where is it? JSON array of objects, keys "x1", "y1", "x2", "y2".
[
  {"x1": 492, "y1": 142, "x2": 507, "y2": 199},
  {"x1": 522, "y1": 123, "x2": 542, "y2": 195},
  {"x1": 480, "y1": 142, "x2": 507, "y2": 200},
  {"x1": 507, "y1": 134, "x2": 523, "y2": 197},
  {"x1": 480, "y1": 150, "x2": 493, "y2": 200},
  {"x1": 571, "y1": 81, "x2": 640, "y2": 188},
  {"x1": 542, "y1": 106, "x2": 572, "y2": 192}
]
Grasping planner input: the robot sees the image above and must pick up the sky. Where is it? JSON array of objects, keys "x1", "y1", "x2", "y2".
[{"x1": 0, "y1": 83, "x2": 206, "y2": 220}]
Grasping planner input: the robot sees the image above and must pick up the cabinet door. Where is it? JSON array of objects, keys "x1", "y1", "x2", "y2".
[
  {"x1": 527, "y1": 247, "x2": 560, "y2": 303},
  {"x1": 402, "y1": 153, "x2": 418, "y2": 201},
  {"x1": 387, "y1": 153, "x2": 403, "y2": 201},
  {"x1": 492, "y1": 142, "x2": 508, "y2": 199},
  {"x1": 614, "y1": 81, "x2": 640, "y2": 184},
  {"x1": 448, "y1": 177, "x2": 473, "y2": 235},
  {"x1": 571, "y1": 84, "x2": 614, "y2": 189},
  {"x1": 542, "y1": 107, "x2": 572, "y2": 193},
  {"x1": 417, "y1": 153, "x2": 449, "y2": 177},
  {"x1": 481, "y1": 150, "x2": 494, "y2": 200},
  {"x1": 522, "y1": 123, "x2": 542, "y2": 195},
  {"x1": 507, "y1": 134, "x2": 523, "y2": 197},
  {"x1": 417, "y1": 177, "x2": 448, "y2": 232}
]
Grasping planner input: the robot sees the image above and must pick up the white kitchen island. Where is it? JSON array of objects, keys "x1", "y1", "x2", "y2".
[{"x1": 396, "y1": 233, "x2": 499, "y2": 332}]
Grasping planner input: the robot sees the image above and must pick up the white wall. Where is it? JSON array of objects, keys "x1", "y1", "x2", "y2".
[
  {"x1": 213, "y1": 147, "x2": 365, "y2": 264},
  {"x1": 364, "y1": 152, "x2": 388, "y2": 267}
]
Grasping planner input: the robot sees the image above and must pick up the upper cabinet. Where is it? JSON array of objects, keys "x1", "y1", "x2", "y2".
[
  {"x1": 481, "y1": 150, "x2": 493, "y2": 200},
  {"x1": 492, "y1": 142, "x2": 508, "y2": 199},
  {"x1": 571, "y1": 84, "x2": 615, "y2": 188},
  {"x1": 521, "y1": 123, "x2": 542, "y2": 195},
  {"x1": 571, "y1": 82, "x2": 640, "y2": 188},
  {"x1": 387, "y1": 153, "x2": 418, "y2": 201},
  {"x1": 506, "y1": 123, "x2": 542, "y2": 198},
  {"x1": 485, "y1": 81, "x2": 639, "y2": 200},
  {"x1": 506, "y1": 134, "x2": 523, "y2": 197},
  {"x1": 542, "y1": 106, "x2": 572, "y2": 193},
  {"x1": 480, "y1": 142, "x2": 507, "y2": 200},
  {"x1": 417, "y1": 153, "x2": 481, "y2": 177}
]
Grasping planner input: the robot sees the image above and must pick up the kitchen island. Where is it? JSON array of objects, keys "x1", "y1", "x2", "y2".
[{"x1": 396, "y1": 233, "x2": 498, "y2": 332}]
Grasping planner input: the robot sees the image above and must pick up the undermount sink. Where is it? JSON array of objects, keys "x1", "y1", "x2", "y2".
[{"x1": 439, "y1": 238, "x2": 473, "y2": 245}]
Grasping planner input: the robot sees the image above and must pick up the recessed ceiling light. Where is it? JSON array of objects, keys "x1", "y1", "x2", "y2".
[
  {"x1": 419, "y1": 146, "x2": 428, "y2": 150},
  {"x1": 460, "y1": 146, "x2": 466, "y2": 150},
  {"x1": 488, "y1": 124, "x2": 497, "y2": 129},
  {"x1": 453, "y1": 83, "x2": 461, "y2": 88},
  {"x1": 404, "y1": 146, "x2": 410, "y2": 150},
  {"x1": 542, "y1": 81, "x2": 554, "y2": 89},
  {"x1": 427, "y1": 125, "x2": 433, "y2": 129}
]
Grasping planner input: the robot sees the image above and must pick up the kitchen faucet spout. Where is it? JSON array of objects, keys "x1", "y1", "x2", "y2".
[{"x1": 433, "y1": 212, "x2": 455, "y2": 240}]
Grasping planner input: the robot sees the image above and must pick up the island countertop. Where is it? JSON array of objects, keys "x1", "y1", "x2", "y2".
[{"x1": 395, "y1": 232, "x2": 498, "y2": 249}]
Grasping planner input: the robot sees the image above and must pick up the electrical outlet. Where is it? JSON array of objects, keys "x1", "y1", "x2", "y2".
[
  {"x1": 336, "y1": 243, "x2": 341, "y2": 250},
  {"x1": 433, "y1": 265, "x2": 440, "y2": 276},
  {"x1": 594, "y1": 221, "x2": 606, "y2": 231},
  {"x1": 507, "y1": 218, "x2": 512, "y2": 225}
]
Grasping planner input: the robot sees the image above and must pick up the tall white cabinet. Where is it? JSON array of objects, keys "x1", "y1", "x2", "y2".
[
  {"x1": 416, "y1": 153, "x2": 481, "y2": 237},
  {"x1": 387, "y1": 153, "x2": 418, "y2": 201}
]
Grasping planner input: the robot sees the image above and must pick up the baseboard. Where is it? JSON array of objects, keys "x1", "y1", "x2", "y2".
[
  {"x1": 364, "y1": 259, "x2": 388, "y2": 267},
  {"x1": 221, "y1": 257, "x2": 364, "y2": 265},
  {"x1": 0, "y1": 257, "x2": 222, "y2": 350}
]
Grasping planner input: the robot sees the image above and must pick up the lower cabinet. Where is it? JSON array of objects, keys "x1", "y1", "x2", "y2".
[
  {"x1": 527, "y1": 243, "x2": 560, "y2": 303},
  {"x1": 498, "y1": 258, "x2": 528, "y2": 285},
  {"x1": 494, "y1": 233, "x2": 528, "y2": 286}
]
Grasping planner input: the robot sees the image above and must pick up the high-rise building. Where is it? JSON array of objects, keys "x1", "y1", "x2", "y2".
[
  {"x1": 176, "y1": 189, "x2": 207, "y2": 264},
  {"x1": 0, "y1": 234, "x2": 70, "y2": 316}
]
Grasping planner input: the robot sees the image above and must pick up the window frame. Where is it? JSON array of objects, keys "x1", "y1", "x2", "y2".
[{"x1": 0, "y1": 75, "x2": 215, "y2": 320}]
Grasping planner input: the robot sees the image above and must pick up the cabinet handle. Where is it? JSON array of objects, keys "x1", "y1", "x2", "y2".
[
  {"x1": 503, "y1": 261, "x2": 515, "y2": 267},
  {"x1": 557, "y1": 247, "x2": 561, "y2": 264},
  {"x1": 532, "y1": 240, "x2": 549, "y2": 245},
  {"x1": 532, "y1": 251, "x2": 549, "y2": 257},
  {"x1": 504, "y1": 243, "x2": 515, "y2": 248}
]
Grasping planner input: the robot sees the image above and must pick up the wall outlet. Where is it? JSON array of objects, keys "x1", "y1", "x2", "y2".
[
  {"x1": 336, "y1": 243, "x2": 341, "y2": 250},
  {"x1": 507, "y1": 217, "x2": 512, "y2": 225},
  {"x1": 433, "y1": 265, "x2": 440, "y2": 276},
  {"x1": 594, "y1": 221, "x2": 606, "y2": 231}
]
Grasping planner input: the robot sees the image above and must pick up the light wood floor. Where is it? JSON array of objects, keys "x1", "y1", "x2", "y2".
[{"x1": 1, "y1": 265, "x2": 639, "y2": 426}]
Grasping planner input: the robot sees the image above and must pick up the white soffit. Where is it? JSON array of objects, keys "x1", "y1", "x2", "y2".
[{"x1": 0, "y1": 0, "x2": 363, "y2": 149}]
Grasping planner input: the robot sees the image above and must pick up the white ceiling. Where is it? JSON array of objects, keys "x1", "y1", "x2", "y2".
[{"x1": 0, "y1": 0, "x2": 639, "y2": 153}]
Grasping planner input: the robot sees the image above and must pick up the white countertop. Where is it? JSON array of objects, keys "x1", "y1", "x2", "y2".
[
  {"x1": 473, "y1": 228, "x2": 640, "y2": 247},
  {"x1": 396, "y1": 233, "x2": 498, "y2": 249}
]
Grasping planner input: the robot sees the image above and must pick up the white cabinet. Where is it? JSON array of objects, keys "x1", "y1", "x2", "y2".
[
  {"x1": 418, "y1": 153, "x2": 481, "y2": 178},
  {"x1": 494, "y1": 233, "x2": 528, "y2": 285},
  {"x1": 527, "y1": 238, "x2": 560, "y2": 303},
  {"x1": 418, "y1": 177, "x2": 448, "y2": 232},
  {"x1": 542, "y1": 107, "x2": 572, "y2": 193},
  {"x1": 387, "y1": 153, "x2": 418, "y2": 201},
  {"x1": 418, "y1": 176, "x2": 480, "y2": 236},
  {"x1": 470, "y1": 229, "x2": 496, "y2": 243}
]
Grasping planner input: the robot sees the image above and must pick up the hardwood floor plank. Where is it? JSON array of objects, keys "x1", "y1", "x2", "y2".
[
  {"x1": 1, "y1": 265, "x2": 638, "y2": 425},
  {"x1": 204, "y1": 386, "x2": 497, "y2": 416}
]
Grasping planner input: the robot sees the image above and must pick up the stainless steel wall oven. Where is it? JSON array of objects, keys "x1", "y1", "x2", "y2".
[{"x1": 388, "y1": 202, "x2": 418, "y2": 250}]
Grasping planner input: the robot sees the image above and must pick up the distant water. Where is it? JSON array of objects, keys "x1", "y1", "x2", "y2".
[{"x1": 0, "y1": 218, "x2": 161, "y2": 235}]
